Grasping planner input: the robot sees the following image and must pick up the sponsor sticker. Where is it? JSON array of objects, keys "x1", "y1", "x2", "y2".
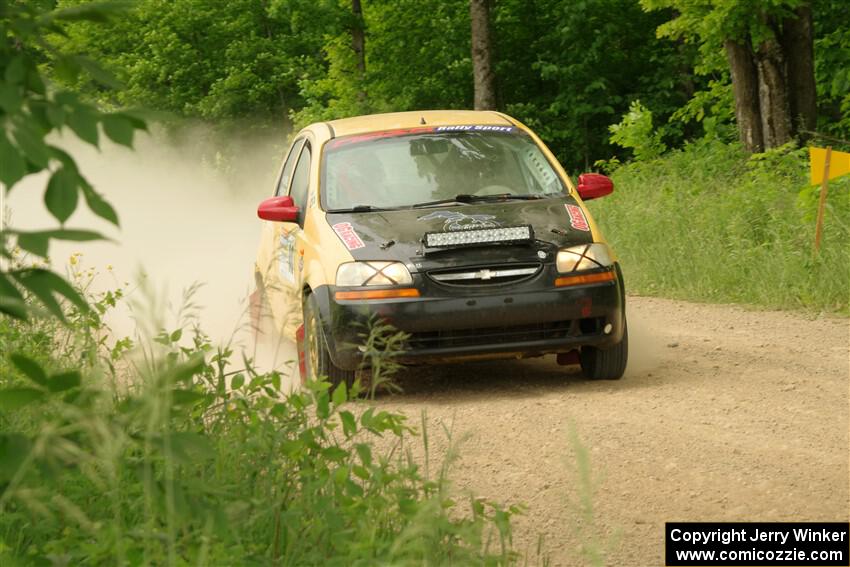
[
  {"x1": 434, "y1": 125, "x2": 515, "y2": 133},
  {"x1": 565, "y1": 204, "x2": 590, "y2": 231},
  {"x1": 332, "y1": 222, "x2": 366, "y2": 250}
]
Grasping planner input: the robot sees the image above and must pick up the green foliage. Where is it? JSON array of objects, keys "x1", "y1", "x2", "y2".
[
  {"x1": 496, "y1": 0, "x2": 694, "y2": 170},
  {"x1": 290, "y1": 31, "x2": 371, "y2": 127},
  {"x1": 568, "y1": 425, "x2": 606, "y2": 567},
  {"x1": 292, "y1": 0, "x2": 472, "y2": 129},
  {"x1": 44, "y1": 0, "x2": 848, "y2": 166},
  {"x1": 633, "y1": 0, "x2": 749, "y2": 142},
  {"x1": 357, "y1": 313, "x2": 411, "y2": 397},
  {"x1": 0, "y1": 1, "x2": 145, "y2": 321},
  {"x1": 0, "y1": 277, "x2": 520, "y2": 565},
  {"x1": 588, "y1": 140, "x2": 850, "y2": 312},
  {"x1": 608, "y1": 100, "x2": 667, "y2": 161},
  {"x1": 668, "y1": 78, "x2": 736, "y2": 142},
  {"x1": 813, "y1": 0, "x2": 850, "y2": 138},
  {"x1": 640, "y1": 0, "x2": 803, "y2": 70},
  {"x1": 642, "y1": 0, "x2": 850, "y2": 143},
  {"x1": 53, "y1": 0, "x2": 344, "y2": 126},
  {"x1": 52, "y1": 0, "x2": 698, "y2": 171}
]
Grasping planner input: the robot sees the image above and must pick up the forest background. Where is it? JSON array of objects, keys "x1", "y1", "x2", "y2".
[
  {"x1": 51, "y1": 0, "x2": 850, "y2": 169},
  {"x1": 50, "y1": 0, "x2": 850, "y2": 311}
]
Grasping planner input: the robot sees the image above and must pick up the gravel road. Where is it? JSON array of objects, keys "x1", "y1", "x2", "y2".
[{"x1": 371, "y1": 296, "x2": 850, "y2": 566}]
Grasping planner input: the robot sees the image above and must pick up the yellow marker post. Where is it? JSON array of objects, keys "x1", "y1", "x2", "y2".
[
  {"x1": 810, "y1": 146, "x2": 850, "y2": 184},
  {"x1": 809, "y1": 146, "x2": 850, "y2": 255},
  {"x1": 813, "y1": 147, "x2": 831, "y2": 254}
]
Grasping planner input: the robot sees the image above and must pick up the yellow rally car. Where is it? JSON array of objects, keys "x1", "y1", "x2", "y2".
[{"x1": 253, "y1": 110, "x2": 627, "y2": 384}]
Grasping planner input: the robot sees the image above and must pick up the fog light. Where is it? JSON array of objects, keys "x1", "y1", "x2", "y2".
[{"x1": 603, "y1": 323, "x2": 613, "y2": 334}]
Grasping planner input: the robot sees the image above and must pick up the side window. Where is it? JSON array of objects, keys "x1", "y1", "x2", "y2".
[
  {"x1": 289, "y1": 141, "x2": 312, "y2": 223},
  {"x1": 275, "y1": 138, "x2": 306, "y2": 196}
]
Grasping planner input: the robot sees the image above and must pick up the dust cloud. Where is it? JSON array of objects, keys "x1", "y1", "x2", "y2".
[
  {"x1": 623, "y1": 308, "x2": 664, "y2": 377},
  {"x1": 5, "y1": 124, "x2": 298, "y2": 376}
]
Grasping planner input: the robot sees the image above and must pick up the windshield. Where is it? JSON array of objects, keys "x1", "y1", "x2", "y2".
[{"x1": 321, "y1": 127, "x2": 566, "y2": 211}]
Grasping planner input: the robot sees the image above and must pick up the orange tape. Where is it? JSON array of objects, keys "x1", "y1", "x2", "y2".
[
  {"x1": 334, "y1": 288, "x2": 421, "y2": 301},
  {"x1": 554, "y1": 270, "x2": 616, "y2": 287}
]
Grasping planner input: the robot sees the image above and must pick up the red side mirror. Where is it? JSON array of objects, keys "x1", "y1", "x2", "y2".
[
  {"x1": 577, "y1": 173, "x2": 614, "y2": 200},
  {"x1": 257, "y1": 196, "x2": 299, "y2": 222}
]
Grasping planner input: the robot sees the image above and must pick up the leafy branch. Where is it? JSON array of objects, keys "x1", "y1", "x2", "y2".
[{"x1": 1, "y1": 0, "x2": 146, "y2": 320}]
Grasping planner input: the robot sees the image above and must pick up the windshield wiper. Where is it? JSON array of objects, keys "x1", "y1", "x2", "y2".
[
  {"x1": 488, "y1": 193, "x2": 548, "y2": 200},
  {"x1": 411, "y1": 193, "x2": 546, "y2": 208},
  {"x1": 411, "y1": 195, "x2": 474, "y2": 208},
  {"x1": 326, "y1": 205, "x2": 398, "y2": 213}
]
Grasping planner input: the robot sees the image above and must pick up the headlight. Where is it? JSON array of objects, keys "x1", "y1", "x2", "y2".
[
  {"x1": 336, "y1": 261, "x2": 413, "y2": 287},
  {"x1": 556, "y1": 243, "x2": 613, "y2": 273}
]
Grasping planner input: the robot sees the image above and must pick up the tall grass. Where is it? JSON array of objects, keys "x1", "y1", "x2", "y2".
[
  {"x1": 0, "y1": 266, "x2": 520, "y2": 566},
  {"x1": 588, "y1": 140, "x2": 850, "y2": 313}
]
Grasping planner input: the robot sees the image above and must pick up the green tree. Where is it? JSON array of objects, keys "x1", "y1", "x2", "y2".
[
  {"x1": 812, "y1": 0, "x2": 850, "y2": 138},
  {"x1": 609, "y1": 100, "x2": 667, "y2": 161},
  {"x1": 642, "y1": 0, "x2": 818, "y2": 152},
  {"x1": 495, "y1": 0, "x2": 693, "y2": 169},
  {"x1": 49, "y1": 0, "x2": 700, "y2": 170},
  {"x1": 54, "y1": 0, "x2": 344, "y2": 127},
  {"x1": 292, "y1": 0, "x2": 473, "y2": 127}
]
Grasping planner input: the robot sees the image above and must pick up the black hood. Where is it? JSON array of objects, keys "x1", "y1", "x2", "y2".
[{"x1": 326, "y1": 195, "x2": 593, "y2": 272}]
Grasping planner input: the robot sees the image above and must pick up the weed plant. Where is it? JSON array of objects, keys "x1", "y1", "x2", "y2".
[
  {"x1": 0, "y1": 264, "x2": 519, "y2": 566},
  {"x1": 588, "y1": 140, "x2": 850, "y2": 313}
]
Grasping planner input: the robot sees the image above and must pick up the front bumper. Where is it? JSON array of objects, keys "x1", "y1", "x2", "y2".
[{"x1": 309, "y1": 264, "x2": 626, "y2": 371}]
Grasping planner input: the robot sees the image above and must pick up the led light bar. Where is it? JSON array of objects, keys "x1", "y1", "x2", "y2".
[{"x1": 424, "y1": 225, "x2": 534, "y2": 248}]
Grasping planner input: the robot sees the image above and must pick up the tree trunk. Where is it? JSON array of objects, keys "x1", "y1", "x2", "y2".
[
  {"x1": 470, "y1": 0, "x2": 496, "y2": 110},
  {"x1": 755, "y1": 34, "x2": 792, "y2": 149},
  {"x1": 351, "y1": 0, "x2": 366, "y2": 102},
  {"x1": 782, "y1": 4, "x2": 817, "y2": 137},
  {"x1": 725, "y1": 39, "x2": 764, "y2": 153}
]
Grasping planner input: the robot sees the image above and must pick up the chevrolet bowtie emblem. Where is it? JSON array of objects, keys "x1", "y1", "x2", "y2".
[{"x1": 477, "y1": 269, "x2": 493, "y2": 280}]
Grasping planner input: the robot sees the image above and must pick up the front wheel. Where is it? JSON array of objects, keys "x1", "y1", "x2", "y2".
[
  {"x1": 302, "y1": 294, "x2": 355, "y2": 388},
  {"x1": 580, "y1": 321, "x2": 628, "y2": 380}
]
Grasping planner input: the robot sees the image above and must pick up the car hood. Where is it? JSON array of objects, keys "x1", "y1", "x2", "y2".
[{"x1": 325, "y1": 196, "x2": 595, "y2": 272}]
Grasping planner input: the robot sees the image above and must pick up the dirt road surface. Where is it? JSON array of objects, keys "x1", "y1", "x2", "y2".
[{"x1": 371, "y1": 296, "x2": 849, "y2": 566}]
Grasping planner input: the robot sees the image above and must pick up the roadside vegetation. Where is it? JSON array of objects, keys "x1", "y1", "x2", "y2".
[
  {"x1": 0, "y1": 270, "x2": 520, "y2": 565},
  {"x1": 589, "y1": 138, "x2": 850, "y2": 314}
]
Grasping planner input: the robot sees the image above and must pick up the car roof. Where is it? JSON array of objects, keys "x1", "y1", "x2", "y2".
[{"x1": 322, "y1": 110, "x2": 515, "y2": 138}]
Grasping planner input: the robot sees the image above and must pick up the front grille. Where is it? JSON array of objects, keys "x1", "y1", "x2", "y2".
[
  {"x1": 405, "y1": 317, "x2": 604, "y2": 350},
  {"x1": 427, "y1": 263, "x2": 541, "y2": 287}
]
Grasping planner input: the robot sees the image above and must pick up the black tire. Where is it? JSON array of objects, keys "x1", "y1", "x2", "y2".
[
  {"x1": 580, "y1": 321, "x2": 628, "y2": 380},
  {"x1": 302, "y1": 294, "x2": 355, "y2": 387}
]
